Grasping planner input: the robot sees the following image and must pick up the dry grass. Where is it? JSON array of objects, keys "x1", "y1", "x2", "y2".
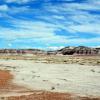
[{"x1": 0, "y1": 54, "x2": 99, "y2": 66}]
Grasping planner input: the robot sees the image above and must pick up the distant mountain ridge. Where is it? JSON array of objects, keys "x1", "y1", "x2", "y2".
[
  {"x1": 0, "y1": 46, "x2": 100, "y2": 55},
  {"x1": 0, "y1": 49, "x2": 46, "y2": 55},
  {"x1": 56, "y1": 46, "x2": 100, "y2": 55}
]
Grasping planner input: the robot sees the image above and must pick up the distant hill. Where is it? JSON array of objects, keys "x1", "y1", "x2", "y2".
[
  {"x1": 0, "y1": 49, "x2": 46, "y2": 55},
  {"x1": 56, "y1": 46, "x2": 100, "y2": 55},
  {"x1": 0, "y1": 46, "x2": 100, "y2": 55}
]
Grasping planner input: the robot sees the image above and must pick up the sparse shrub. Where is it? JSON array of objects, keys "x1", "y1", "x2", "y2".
[
  {"x1": 91, "y1": 69, "x2": 95, "y2": 72},
  {"x1": 51, "y1": 86, "x2": 55, "y2": 90}
]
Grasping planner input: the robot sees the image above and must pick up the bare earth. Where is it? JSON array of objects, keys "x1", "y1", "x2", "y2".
[{"x1": 0, "y1": 55, "x2": 100, "y2": 100}]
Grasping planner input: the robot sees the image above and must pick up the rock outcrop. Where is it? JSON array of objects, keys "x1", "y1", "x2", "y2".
[
  {"x1": 56, "y1": 46, "x2": 100, "y2": 55},
  {"x1": 96, "y1": 47, "x2": 100, "y2": 54},
  {"x1": 0, "y1": 46, "x2": 100, "y2": 55}
]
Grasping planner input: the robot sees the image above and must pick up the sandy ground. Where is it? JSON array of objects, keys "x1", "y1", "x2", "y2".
[{"x1": 0, "y1": 59, "x2": 100, "y2": 99}]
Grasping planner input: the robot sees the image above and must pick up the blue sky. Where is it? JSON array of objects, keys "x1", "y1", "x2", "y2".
[{"x1": 0, "y1": 0, "x2": 100, "y2": 49}]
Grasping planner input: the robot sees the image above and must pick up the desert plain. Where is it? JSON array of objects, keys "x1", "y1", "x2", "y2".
[{"x1": 0, "y1": 54, "x2": 100, "y2": 100}]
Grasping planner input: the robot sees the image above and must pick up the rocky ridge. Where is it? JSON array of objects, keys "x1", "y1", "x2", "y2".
[
  {"x1": 56, "y1": 46, "x2": 100, "y2": 55},
  {"x1": 0, "y1": 46, "x2": 100, "y2": 55},
  {"x1": 0, "y1": 49, "x2": 46, "y2": 55}
]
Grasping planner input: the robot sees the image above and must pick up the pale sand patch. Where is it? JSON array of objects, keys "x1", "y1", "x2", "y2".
[{"x1": 0, "y1": 59, "x2": 100, "y2": 97}]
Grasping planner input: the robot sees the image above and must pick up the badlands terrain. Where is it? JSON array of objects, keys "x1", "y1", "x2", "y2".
[{"x1": 0, "y1": 46, "x2": 100, "y2": 100}]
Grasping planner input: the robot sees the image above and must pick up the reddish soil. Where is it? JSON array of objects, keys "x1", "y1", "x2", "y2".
[
  {"x1": 0, "y1": 70, "x2": 30, "y2": 94},
  {"x1": 0, "y1": 70, "x2": 100, "y2": 100},
  {"x1": 3, "y1": 91, "x2": 100, "y2": 100},
  {"x1": 0, "y1": 70, "x2": 13, "y2": 89}
]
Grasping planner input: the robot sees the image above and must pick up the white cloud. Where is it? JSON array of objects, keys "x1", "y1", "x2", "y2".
[
  {"x1": 0, "y1": 0, "x2": 100, "y2": 48},
  {"x1": 6, "y1": 0, "x2": 35, "y2": 4},
  {"x1": 68, "y1": 24, "x2": 100, "y2": 34},
  {"x1": 64, "y1": 3, "x2": 100, "y2": 10},
  {"x1": 8, "y1": 43, "x2": 12, "y2": 47},
  {"x1": 0, "y1": 5, "x2": 9, "y2": 11},
  {"x1": 87, "y1": 0, "x2": 100, "y2": 5},
  {"x1": 47, "y1": 46, "x2": 64, "y2": 50},
  {"x1": 0, "y1": 19, "x2": 100, "y2": 47},
  {"x1": 43, "y1": 0, "x2": 100, "y2": 34},
  {"x1": 0, "y1": 19, "x2": 68, "y2": 45}
]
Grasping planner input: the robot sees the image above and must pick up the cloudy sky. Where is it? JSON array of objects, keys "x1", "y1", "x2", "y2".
[{"x1": 0, "y1": 0, "x2": 100, "y2": 49}]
